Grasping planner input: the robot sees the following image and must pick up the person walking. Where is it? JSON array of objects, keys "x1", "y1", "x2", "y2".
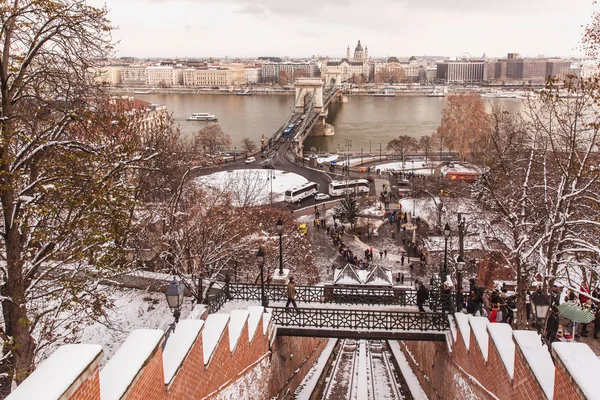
[
  {"x1": 286, "y1": 277, "x2": 297, "y2": 308},
  {"x1": 384, "y1": 249, "x2": 388, "y2": 258},
  {"x1": 379, "y1": 250, "x2": 384, "y2": 259},
  {"x1": 416, "y1": 281, "x2": 429, "y2": 313},
  {"x1": 401, "y1": 254, "x2": 405, "y2": 265}
]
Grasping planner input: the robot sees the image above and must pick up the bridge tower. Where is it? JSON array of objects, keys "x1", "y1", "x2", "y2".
[
  {"x1": 294, "y1": 78, "x2": 324, "y2": 113},
  {"x1": 323, "y1": 71, "x2": 342, "y2": 89}
]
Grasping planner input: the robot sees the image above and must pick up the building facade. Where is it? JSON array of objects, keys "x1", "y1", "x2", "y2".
[
  {"x1": 121, "y1": 66, "x2": 148, "y2": 85},
  {"x1": 244, "y1": 67, "x2": 262, "y2": 84},
  {"x1": 436, "y1": 60, "x2": 485, "y2": 84},
  {"x1": 324, "y1": 40, "x2": 371, "y2": 83},
  {"x1": 146, "y1": 66, "x2": 184, "y2": 86},
  {"x1": 182, "y1": 68, "x2": 233, "y2": 86},
  {"x1": 260, "y1": 62, "x2": 317, "y2": 84},
  {"x1": 94, "y1": 66, "x2": 123, "y2": 85},
  {"x1": 486, "y1": 54, "x2": 571, "y2": 84}
]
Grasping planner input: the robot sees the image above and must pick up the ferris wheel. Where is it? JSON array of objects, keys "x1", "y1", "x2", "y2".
[{"x1": 459, "y1": 52, "x2": 472, "y2": 60}]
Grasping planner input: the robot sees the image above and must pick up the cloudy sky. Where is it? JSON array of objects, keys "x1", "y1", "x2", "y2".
[{"x1": 90, "y1": 0, "x2": 598, "y2": 59}]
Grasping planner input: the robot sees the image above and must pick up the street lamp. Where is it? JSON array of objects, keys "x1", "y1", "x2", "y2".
[
  {"x1": 441, "y1": 222, "x2": 451, "y2": 280},
  {"x1": 257, "y1": 246, "x2": 268, "y2": 308},
  {"x1": 165, "y1": 279, "x2": 185, "y2": 324},
  {"x1": 456, "y1": 256, "x2": 465, "y2": 311},
  {"x1": 277, "y1": 217, "x2": 284, "y2": 275},
  {"x1": 531, "y1": 292, "x2": 550, "y2": 335}
]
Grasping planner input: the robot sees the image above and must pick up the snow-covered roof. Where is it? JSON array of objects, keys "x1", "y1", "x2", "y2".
[
  {"x1": 487, "y1": 323, "x2": 515, "y2": 379},
  {"x1": 333, "y1": 264, "x2": 362, "y2": 285},
  {"x1": 513, "y1": 331, "x2": 554, "y2": 399},
  {"x1": 229, "y1": 310, "x2": 249, "y2": 352},
  {"x1": 163, "y1": 320, "x2": 204, "y2": 385},
  {"x1": 203, "y1": 314, "x2": 230, "y2": 365},
  {"x1": 454, "y1": 312, "x2": 471, "y2": 349},
  {"x1": 7, "y1": 344, "x2": 102, "y2": 400},
  {"x1": 333, "y1": 264, "x2": 393, "y2": 286},
  {"x1": 468, "y1": 316, "x2": 489, "y2": 362},
  {"x1": 100, "y1": 329, "x2": 164, "y2": 400},
  {"x1": 553, "y1": 343, "x2": 600, "y2": 400},
  {"x1": 364, "y1": 265, "x2": 393, "y2": 286},
  {"x1": 247, "y1": 306, "x2": 264, "y2": 342},
  {"x1": 447, "y1": 315, "x2": 457, "y2": 343}
]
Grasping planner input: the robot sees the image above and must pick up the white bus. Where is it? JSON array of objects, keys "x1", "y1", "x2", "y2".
[
  {"x1": 284, "y1": 182, "x2": 319, "y2": 203},
  {"x1": 328, "y1": 179, "x2": 370, "y2": 197}
]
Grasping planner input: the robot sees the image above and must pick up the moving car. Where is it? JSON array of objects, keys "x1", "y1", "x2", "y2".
[
  {"x1": 245, "y1": 156, "x2": 256, "y2": 164},
  {"x1": 298, "y1": 223, "x2": 308, "y2": 236},
  {"x1": 314, "y1": 193, "x2": 330, "y2": 201}
]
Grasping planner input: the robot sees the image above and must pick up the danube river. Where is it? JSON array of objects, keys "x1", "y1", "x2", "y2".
[{"x1": 135, "y1": 93, "x2": 523, "y2": 152}]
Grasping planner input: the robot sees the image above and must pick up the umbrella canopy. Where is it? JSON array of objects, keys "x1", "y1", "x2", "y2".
[{"x1": 557, "y1": 302, "x2": 594, "y2": 323}]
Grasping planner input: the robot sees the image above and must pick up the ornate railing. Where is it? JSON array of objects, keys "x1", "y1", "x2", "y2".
[
  {"x1": 225, "y1": 283, "x2": 419, "y2": 306},
  {"x1": 204, "y1": 282, "x2": 454, "y2": 318},
  {"x1": 270, "y1": 307, "x2": 449, "y2": 331}
]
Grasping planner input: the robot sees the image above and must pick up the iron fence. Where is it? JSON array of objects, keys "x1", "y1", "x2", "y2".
[
  {"x1": 270, "y1": 307, "x2": 449, "y2": 331},
  {"x1": 226, "y1": 283, "x2": 419, "y2": 306},
  {"x1": 205, "y1": 282, "x2": 454, "y2": 315}
]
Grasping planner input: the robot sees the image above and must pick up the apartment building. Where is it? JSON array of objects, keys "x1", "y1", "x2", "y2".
[
  {"x1": 182, "y1": 68, "x2": 233, "y2": 86},
  {"x1": 121, "y1": 66, "x2": 148, "y2": 85},
  {"x1": 146, "y1": 66, "x2": 184, "y2": 86},
  {"x1": 244, "y1": 67, "x2": 262, "y2": 84},
  {"x1": 436, "y1": 60, "x2": 485, "y2": 84}
]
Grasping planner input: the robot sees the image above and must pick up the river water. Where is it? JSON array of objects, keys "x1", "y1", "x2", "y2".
[{"x1": 135, "y1": 93, "x2": 523, "y2": 152}]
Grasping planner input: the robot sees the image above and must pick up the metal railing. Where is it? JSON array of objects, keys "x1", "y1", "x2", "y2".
[
  {"x1": 224, "y1": 283, "x2": 419, "y2": 306},
  {"x1": 270, "y1": 307, "x2": 449, "y2": 331}
]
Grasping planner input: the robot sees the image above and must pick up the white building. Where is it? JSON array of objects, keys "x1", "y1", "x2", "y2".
[
  {"x1": 121, "y1": 66, "x2": 148, "y2": 85},
  {"x1": 244, "y1": 67, "x2": 262, "y2": 84},
  {"x1": 146, "y1": 66, "x2": 184, "y2": 86},
  {"x1": 183, "y1": 68, "x2": 233, "y2": 86}
]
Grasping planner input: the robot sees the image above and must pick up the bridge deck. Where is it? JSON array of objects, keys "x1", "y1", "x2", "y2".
[{"x1": 270, "y1": 306, "x2": 450, "y2": 341}]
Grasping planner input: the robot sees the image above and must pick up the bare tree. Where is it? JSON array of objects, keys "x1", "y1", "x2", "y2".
[
  {"x1": 242, "y1": 137, "x2": 257, "y2": 153},
  {"x1": 195, "y1": 124, "x2": 232, "y2": 156},
  {"x1": 418, "y1": 135, "x2": 434, "y2": 166},
  {"x1": 386, "y1": 135, "x2": 418, "y2": 168},
  {"x1": 435, "y1": 94, "x2": 489, "y2": 160}
]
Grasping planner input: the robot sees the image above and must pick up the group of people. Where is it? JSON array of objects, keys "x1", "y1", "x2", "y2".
[{"x1": 458, "y1": 280, "x2": 516, "y2": 326}]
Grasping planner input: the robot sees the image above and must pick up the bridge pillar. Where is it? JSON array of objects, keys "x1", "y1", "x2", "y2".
[{"x1": 323, "y1": 71, "x2": 342, "y2": 89}]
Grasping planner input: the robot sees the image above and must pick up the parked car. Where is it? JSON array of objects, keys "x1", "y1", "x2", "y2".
[
  {"x1": 262, "y1": 163, "x2": 274, "y2": 169},
  {"x1": 314, "y1": 193, "x2": 330, "y2": 201},
  {"x1": 245, "y1": 156, "x2": 256, "y2": 164}
]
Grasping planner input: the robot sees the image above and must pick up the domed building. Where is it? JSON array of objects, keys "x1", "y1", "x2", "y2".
[{"x1": 324, "y1": 39, "x2": 372, "y2": 83}]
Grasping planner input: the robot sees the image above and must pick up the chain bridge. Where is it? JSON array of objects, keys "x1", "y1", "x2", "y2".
[
  {"x1": 268, "y1": 72, "x2": 343, "y2": 158},
  {"x1": 206, "y1": 282, "x2": 453, "y2": 342}
]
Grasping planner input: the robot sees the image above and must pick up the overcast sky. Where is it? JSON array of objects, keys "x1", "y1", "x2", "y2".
[{"x1": 90, "y1": 0, "x2": 598, "y2": 59}]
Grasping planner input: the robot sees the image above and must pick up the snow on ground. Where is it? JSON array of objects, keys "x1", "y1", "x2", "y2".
[
  {"x1": 387, "y1": 341, "x2": 429, "y2": 400},
  {"x1": 357, "y1": 340, "x2": 369, "y2": 399},
  {"x1": 440, "y1": 163, "x2": 480, "y2": 176},
  {"x1": 196, "y1": 169, "x2": 308, "y2": 206},
  {"x1": 77, "y1": 287, "x2": 195, "y2": 364},
  {"x1": 374, "y1": 160, "x2": 434, "y2": 174},
  {"x1": 295, "y1": 339, "x2": 338, "y2": 400}
]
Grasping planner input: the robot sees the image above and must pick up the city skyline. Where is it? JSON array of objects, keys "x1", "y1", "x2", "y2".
[{"x1": 91, "y1": 0, "x2": 597, "y2": 59}]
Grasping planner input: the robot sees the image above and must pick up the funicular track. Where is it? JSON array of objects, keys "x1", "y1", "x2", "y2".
[{"x1": 316, "y1": 339, "x2": 410, "y2": 400}]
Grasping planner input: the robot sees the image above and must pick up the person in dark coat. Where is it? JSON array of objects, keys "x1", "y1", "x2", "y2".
[
  {"x1": 546, "y1": 308, "x2": 560, "y2": 346},
  {"x1": 416, "y1": 281, "x2": 429, "y2": 313},
  {"x1": 285, "y1": 277, "x2": 297, "y2": 308}
]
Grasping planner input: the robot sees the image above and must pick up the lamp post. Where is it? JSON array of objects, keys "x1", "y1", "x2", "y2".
[
  {"x1": 165, "y1": 279, "x2": 185, "y2": 324},
  {"x1": 456, "y1": 256, "x2": 465, "y2": 311},
  {"x1": 531, "y1": 292, "x2": 550, "y2": 335},
  {"x1": 442, "y1": 222, "x2": 451, "y2": 281},
  {"x1": 257, "y1": 246, "x2": 268, "y2": 308},
  {"x1": 277, "y1": 217, "x2": 284, "y2": 275},
  {"x1": 162, "y1": 279, "x2": 185, "y2": 348}
]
